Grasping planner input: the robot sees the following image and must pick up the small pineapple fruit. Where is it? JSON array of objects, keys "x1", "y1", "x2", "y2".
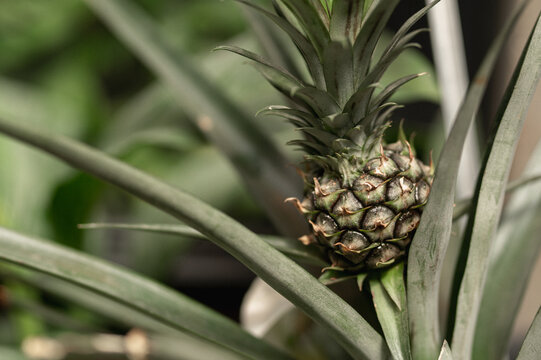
[
  {"x1": 289, "y1": 138, "x2": 432, "y2": 271},
  {"x1": 225, "y1": 0, "x2": 437, "y2": 271}
]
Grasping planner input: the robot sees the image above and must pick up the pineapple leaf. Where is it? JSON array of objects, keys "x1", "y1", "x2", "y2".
[
  {"x1": 298, "y1": 127, "x2": 339, "y2": 147},
  {"x1": 516, "y1": 307, "x2": 541, "y2": 360},
  {"x1": 329, "y1": 0, "x2": 363, "y2": 44},
  {"x1": 450, "y1": 12, "x2": 541, "y2": 360},
  {"x1": 381, "y1": 0, "x2": 440, "y2": 61},
  {"x1": 241, "y1": 4, "x2": 304, "y2": 81},
  {"x1": 79, "y1": 222, "x2": 328, "y2": 267},
  {"x1": 357, "y1": 273, "x2": 368, "y2": 291},
  {"x1": 288, "y1": 139, "x2": 329, "y2": 154},
  {"x1": 353, "y1": 0, "x2": 400, "y2": 86},
  {"x1": 82, "y1": 0, "x2": 305, "y2": 238},
  {"x1": 258, "y1": 106, "x2": 320, "y2": 128},
  {"x1": 322, "y1": 40, "x2": 355, "y2": 106},
  {"x1": 278, "y1": 0, "x2": 330, "y2": 57},
  {"x1": 349, "y1": 29, "x2": 426, "y2": 126},
  {"x1": 309, "y1": 0, "x2": 331, "y2": 27},
  {"x1": 452, "y1": 172, "x2": 541, "y2": 221},
  {"x1": 318, "y1": 269, "x2": 358, "y2": 285},
  {"x1": 0, "y1": 117, "x2": 390, "y2": 360},
  {"x1": 291, "y1": 86, "x2": 341, "y2": 116},
  {"x1": 380, "y1": 263, "x2": 405, "y2": 311},
  {"x1": 439, "y1": 341, "x2": 454, "y2": 360},
  {"x1": 4, "y1": 269, "x2": 184, "y2": 335},
  {"x1": 406, "y1": 2, "x2": 530, "y2": 359},
  {"x1": 236, "y1": 0, "x2": 326, "y2": 88},
  {"x1": 472, "y1": 135, "x2": 541, "y2": 357},
  {"x1": 0, "y1": 227, "x2": 290, "y2": 360},
  {"x1": 214, "y1": 45, "x2": 306, "y2": 94},
  {"x1": 213, "y1": 45, "x2": 302, "y2": 82},
  {"x1": 370, "y1": 73, "x2": 426, "y2": 110},
  {"x1": 370, "y1": 262, "x2": 412, "y2": 360}
]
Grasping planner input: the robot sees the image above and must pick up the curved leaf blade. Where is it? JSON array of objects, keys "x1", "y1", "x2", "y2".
[
  {"x1": 0, "y1": 118, "x2": 389, "y2": 360},
  {"x1": 450, "y1": 12, "x2": 541, "y2": 360},
  {"x1": 79, "y1": 222, "x2": 328, "y2": 266},
  {"x1": 406, "y1": 2, "x2": 530, "y2": 359},
  {"x1": 453, "y1": 172, "x2": 541, "y2": 221},
  {"x1": 438, "y1": 341, "x2": 454, "y2": 360},
  {"x1": 82, "y1": 0, "x2": 305, "y2": 238},
  {"x1": 237, "y1": 0, "x2": 325, "y2": 88},
  {"x1": 370, "y1": 263, "x2": 412, "y2": 360},
  {"x1": 0, "y1": 227, "x2": 290, "y2": 360},
  {"x1": 516, "y1": 307, "x2": 541, "y2": 360},
  {"x1": 472, "y1": 137, "x2": 541, "y2": 357}
]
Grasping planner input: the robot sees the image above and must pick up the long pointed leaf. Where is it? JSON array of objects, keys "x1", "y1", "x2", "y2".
[
  {"x1": 3, "y1": 268, "x2": 182, "y2": 335},
  {"x1": 0, "y1": 227, "x2": 289, "y2": 360},
  {"x1": 516, "y1": 307, "x2": 541, "y2": 360},
  {"x1": 0, "y1": 118, "x2": 389, "y2": 360},
  {"x1": 439, "y1": 341, "x2": 454, "y2": 360},
  {"x1": 79, "y1": 222, "x2": 328, "y2": 266},
  {"x1": 353, "y1": 0, "x2": 400, "y2": 86},
  {"x1": 370, "y1": 263, "x2": 412, "y2": 360},
  {"x1": 82, "y1": 0, "x2": 305, "y2": 238},
  {"x1": 237, "y1": 0, "x2": 326, "y2": 88},
  {"x1": 278, "y1": 0, "x2": 330, "y2": 56},
  {"x1": 453, "y1": 172, "x2": 541, "y2": 221},
  {"x1": 241, "y1": 4, "x2": 304, "y2": 81},
  {"x1": 473, "y1": 142, "x2": 541, "y2": 359},
  {"x1": 450, "y1": 12, "x2": 541, "y2": 360},
  {"x1": 406, "y1": 2, "x2": 529, "y2": 359},
  {"x1": 329, "y1": 0, "x2": 362, "y2": 44},
  {"x1": 322, "y1": 40, "x2": 354, "y2": 107}
]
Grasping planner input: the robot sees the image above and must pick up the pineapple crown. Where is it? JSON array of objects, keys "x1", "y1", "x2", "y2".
[{"x1": 218, "y1": 0, "x2": 439, "y2": 181}]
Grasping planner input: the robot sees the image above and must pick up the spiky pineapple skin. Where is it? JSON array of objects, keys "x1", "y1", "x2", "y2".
[{"x1": 295, "y1": 142, "x2": 432, "y2": 271}]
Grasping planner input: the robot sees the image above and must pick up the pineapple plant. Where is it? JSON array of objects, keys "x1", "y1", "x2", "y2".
[
  {"x1": 0, "y1": 0, "x2": 539, "y2": 360},
  {"x1": 221, "y1": 1, "x2": 437, "y2": 272}
]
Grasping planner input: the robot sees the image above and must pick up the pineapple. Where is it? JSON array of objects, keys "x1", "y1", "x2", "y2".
[{"x1": 224, "y1": 0, "x2": 437, "y2": 271}]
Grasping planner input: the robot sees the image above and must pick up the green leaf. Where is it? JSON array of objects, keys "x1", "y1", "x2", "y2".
[
  {"x1": 241, "y1": 4, "x2": 304, "y2": 81},
  {"x1": 322, "y1": 41, "x2": 355, "y2": 107},
  {"x1": 292, "y1": 86, "x2": 341, "y2": 116},
  {"x1": 453, "y1": 172, "x2": 541, "y2": 221},
  {"x1": 353, "y1": 0, "x2": 400, "y2": 86},
  {"x1": 83, "y1": 0, "x2": 305, "y2": 238},
  {"x1": 318, "y1": 269, "x2": 358, "y2": 285},
  {"x1": 278, "y1": 0, "x2": 330, "y2": 57},
  {"x1": 0, "y1": 227, "x2": 289, "y2": 360},
  {"x1": 380, "y1": 263, "x2": 405, "y2": 310},
  {"x1": 0, "y1": 119, "x2": 389, "y2": 360},
  {"x1": 215, "y1": 45, "x2": 303, "y2": 84},
  {"x1": 450, "y1": 12, "x2": 541, "y2": 360},
  {"x1": 3, "y1": 268, "x2": 180, "y2": 335},
  {"x1": 406, "y1": 2, "x2": 529, "y2": 359},
  {"x1": 371, "y1": 73, "x2": 426, "y2": 108},
  {"x1": 357, "y1": 273, "x2": 368, "y2": 291},
  {"x1": 236, "y1": 0, "x2": 325, "y2": 88},
  {"x1": 516, "y1": 307, "x2": 541, "y2": 360},
  {"x1": 439, "y1": 341, "x2": 454, "y2": 360},
  {"x1": 329, "y1": 0, "x2": 362, "y2": 44},
  {"x1": 215, "y1": 45, "x2": 308, "y2": 102},
  {"x1": 79, "y1": 222, "x2": 328, "y2": 267},
  {"x1": 370, "y1": 263, "x2": 411, "y2": 360},
  {"x1": 472, "y1": 145, "x2": 541, "y2": 358}
]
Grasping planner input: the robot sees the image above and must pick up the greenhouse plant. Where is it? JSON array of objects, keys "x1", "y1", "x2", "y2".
[{"x1": 0, "y1": 0, "x2": 540, "y2": 359}]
